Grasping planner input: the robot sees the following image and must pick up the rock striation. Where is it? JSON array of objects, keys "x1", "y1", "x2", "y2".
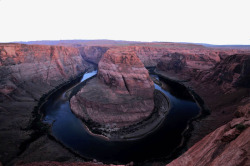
[
  {"x1": 70, "y1": 48, "x2": 155, "y2": 128},
  {"x1": 156, "y1": 53, "x2": 250, "y2": 166},
  {"x1": 0, "y1": 43, "x2": 93, "y2": 165},
  {"x1": 167, "y1": 98, "x2": 250, "y2": 166},
  {"x1": 97, "y1": 48, "x2": 154, "y2": 98},
  {"x1": 195, "y1": 54, "x2": 250, "y2": 91},
  {"x1": 0, "y1": 43, "x2": 91, "y2": 102}
]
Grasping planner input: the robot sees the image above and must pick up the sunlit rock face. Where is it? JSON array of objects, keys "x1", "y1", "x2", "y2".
[{"x1": 70, "y1": 48, "x2": 155, "y2": 127}]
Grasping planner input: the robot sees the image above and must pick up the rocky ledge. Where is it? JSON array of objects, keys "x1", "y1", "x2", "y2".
[
  {"x1": 70, "y1": 48, "x2": 157, "y2": 139},
  {"x1": 167, "y1": 98, "x2": 250, "y2": 166}
]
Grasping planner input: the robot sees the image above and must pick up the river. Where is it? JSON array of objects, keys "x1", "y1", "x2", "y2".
[{"x1": 42, "y1": 70, "x2": 200, "y2": 163}]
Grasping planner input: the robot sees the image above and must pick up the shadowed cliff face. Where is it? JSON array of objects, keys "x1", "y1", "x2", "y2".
[
  {"x1": 0, "y1": 43, "x2": 93, "y2": 165},
  {"x1": 70, "y1": 48, "x2": 155, "y2": 127},
  {"x1": 167, "y1": 99, "x2": 250, "y2": 166},
  {"x1": 157, "y1": 53, "x2": 187, "y2": 73},
  {"x1": 155, "y1": 53, "x2": 250, "y2": 166},
  {"x1": 78, "y1": 46, "x2": 109, "y2": 64},
  {"x1": 196, "y1": 54, "x2": 250, "y2": 90}
]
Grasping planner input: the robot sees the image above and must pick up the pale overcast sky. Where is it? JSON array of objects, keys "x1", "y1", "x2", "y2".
[{"x1": 0, "y1": 0, "x2": 250, "y2": 45}]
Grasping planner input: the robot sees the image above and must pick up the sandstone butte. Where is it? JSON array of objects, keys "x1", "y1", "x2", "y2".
[{"x1": 70, "y1": 48, "x2": 155, "y2": 128}]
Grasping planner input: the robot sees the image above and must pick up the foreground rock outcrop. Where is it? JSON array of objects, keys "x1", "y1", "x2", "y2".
[
  {"x1": 167, "y1": 98, "x2": 250, "y2": 166},
  {"x1": 70, "y1": 48, "x2": 154, "y2": 128}
]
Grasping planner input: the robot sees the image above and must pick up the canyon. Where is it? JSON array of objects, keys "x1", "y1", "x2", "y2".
[{"x1": 0, "y1": 41, "x2": 249, "y2": 166}]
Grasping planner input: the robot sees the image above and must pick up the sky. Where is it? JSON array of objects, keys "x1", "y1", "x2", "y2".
[{"x1": 0, "y1": 0, "x2": 250, "y2": 45}]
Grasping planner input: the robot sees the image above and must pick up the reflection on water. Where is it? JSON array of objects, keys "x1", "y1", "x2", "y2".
[
  {"x1": 81, "y1": 70, "x2": 97, "y2": 82},
  {"x1": 42, "y1": 70, "x2": 200, "y2": 163}
]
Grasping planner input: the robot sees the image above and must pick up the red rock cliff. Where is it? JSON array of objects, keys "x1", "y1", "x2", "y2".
[
  {"x1": 0, "y1": 43, "x2": 93, "y2": 165},
  {"x1": 0, "y1": 43, "x2": 90, "y2": 101}
]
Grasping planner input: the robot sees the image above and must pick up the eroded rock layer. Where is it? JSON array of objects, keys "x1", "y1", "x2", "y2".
[
  {"x1": 97, "y1": 48, "x2": 154, "y2": 98},
  {"x1": 196, "y1": 54, "x2": 250, "y2": 91},
  {"x1": 156, "y1": 53, "x2": 250, "y2": 166},
  {"x1": 167, "y1": 99, "x2": 250, "y2": 166},
  {"x1": 0, "y1": 44, "x2": 90, "y2": 102},
  {"x1": 0, "y1": 43, "x2": 93, "y2": 165},
  {"x1": 70, "y1": 48, "x2": 154, "y2": 127}
]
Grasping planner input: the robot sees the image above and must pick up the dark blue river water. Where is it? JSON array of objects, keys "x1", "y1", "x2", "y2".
[{"x1": 42, "y1": 71, "x2": 200, "y2": 163}]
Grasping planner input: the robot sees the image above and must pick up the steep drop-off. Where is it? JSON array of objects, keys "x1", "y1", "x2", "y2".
[
  {"x1": 167, "y1": 99, "x2": 250, "y2": 166},
  {"x1": 156, "y1": 53, "x2": 250, "y2": 166},
  {"x1": 0, "y1": 44, "x2": 91, "y2": 101},
  {"x1": 195, "y1": 54, "x2": 250, "y2": 90},
  {"x1": 0, "y1": 43, "x2": 93, "y2": 165},
  {"x1": 78, "y1": 46, "x2": 109, "y2": 65}
]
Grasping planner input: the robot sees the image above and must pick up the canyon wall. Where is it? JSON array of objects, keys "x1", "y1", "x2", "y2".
[
  {"x1": 78, "y1": 46, "x2": 109, "y2": 65},
  {"x1": 0, "y1": 43, "x2": 93, "y2": 165},
  {"x1": 195, "y1": 54, "x2": 250, "y2": 90},
  {"x1": 130, "y1": 43, "x2": 246, "y2": 68},
  {"x1": 0, "y1": 44, "x2": 91, "y2": 101},
  {"x1": 156, "y1": 54, "x2": 250, "y2": 166},
  {"x1": 167, "y1": 99, "x2": 250, "y2": 166}
]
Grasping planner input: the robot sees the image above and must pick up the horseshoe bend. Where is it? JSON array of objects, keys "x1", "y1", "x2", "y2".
[
  {"x1": 0, "y1": 41, "x2": 250, "y2": 166},
  {"x1": 70, "y1": 48, "x2": 156, "y2": 137}
]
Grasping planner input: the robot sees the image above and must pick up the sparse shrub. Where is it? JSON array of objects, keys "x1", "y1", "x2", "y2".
[{"x1": 235, "y1": 123, "x2": 246, "y2": 131}]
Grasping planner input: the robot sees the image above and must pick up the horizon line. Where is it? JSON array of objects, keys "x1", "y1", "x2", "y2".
[{"x1": 1, "y1": 39, "x2": 250, "y2": 46}]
